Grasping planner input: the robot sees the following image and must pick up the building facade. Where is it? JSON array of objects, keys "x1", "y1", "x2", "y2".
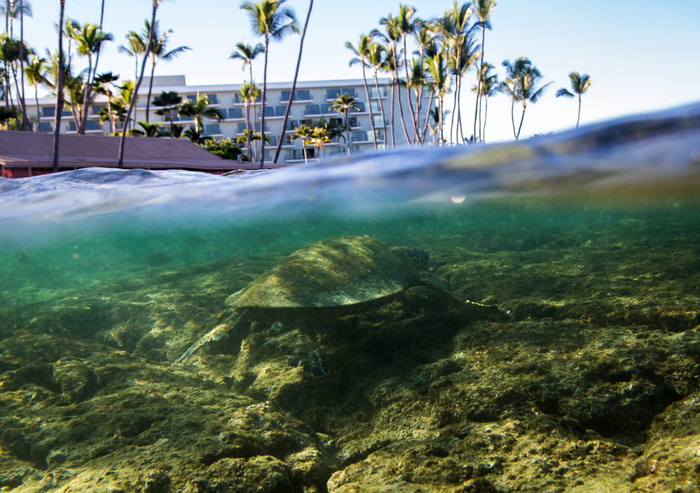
[{"x1": 25, "y1": 76, "x2": 432, "y2": 165}]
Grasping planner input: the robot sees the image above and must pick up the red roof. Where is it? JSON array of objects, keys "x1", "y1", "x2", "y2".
[{"x1": 0, "y1": 130, "x2": 266, "y2": 174}]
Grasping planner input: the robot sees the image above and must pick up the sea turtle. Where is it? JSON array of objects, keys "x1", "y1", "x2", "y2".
[{"x1": 174, "y1": 235, "x2": 502, "y2": 396}]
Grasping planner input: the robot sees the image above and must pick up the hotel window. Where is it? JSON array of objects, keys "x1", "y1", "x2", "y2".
[
  {"x1": 227, "y1": 108, "x2": 243, "y2": 119},
  {"x1": 41, "y1": 107, "x2": 55, "y2": 118},
  {"x1": 85, "y1": 120, "x2": 102, "y2": 131},
  {"x1": 39, "y1": 122, "x2": 53, "y2": 132},
  {"x1": 205, "y1": 124, "x2": 221, "y2": 135},
  {"x1": 206, "y1": 94, "x2": 219, "y2": 105}
]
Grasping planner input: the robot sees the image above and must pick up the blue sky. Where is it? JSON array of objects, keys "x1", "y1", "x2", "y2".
[{"x1": 22, "y1": 0, "x2": 700, "y2": 142}]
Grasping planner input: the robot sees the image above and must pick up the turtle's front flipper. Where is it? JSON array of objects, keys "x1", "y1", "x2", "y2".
[{"x1": 173, "y1": 324, "x2": 229, "y2": 365}]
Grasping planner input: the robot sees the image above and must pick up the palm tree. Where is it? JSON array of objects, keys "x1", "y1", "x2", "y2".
[
  {"x1": 239, "y1": 81, "x2": 259, "y2": 160},
  {"x1": 119, "y1": 0, "x2": 164, "y2": 169},
  {"x1": 406, "y1": 58, "x2": 428, "y2": 144},
  {"x1": 241, "y1": 0, "x2": 298, "y2": 168},
  {"x1": 0, "y1": 34, "x2": 30, "y2": 128},
  {"x1": 119, "y1": 30, "x2": 147, "y2": 79},
  {"x1": 152, "y1": 90, "x2": 181, "y2": 136},
  {"x1": 69, "y1": 22, "x2": 113, "y2": 134},
  {"x1": 500, "y1": 57, "x2": 527, "y2": 140},
  {"x1": 142, "y1": 20, "x2": 190, "y2": 123},
  {"x1": 274, "y1": 0, "x2": 313, "y2": 164},
  {"x1": 330, "y1": 93, "x2": 359, "y2": 156},
  {"x1": 291, "y1": 123, "x2": 312, "y2": 162},
  {"x1": 367, "y1": 42, "x2": 388, "y2": 147},
  {"x1": 472, "y1": 0, "x2": 495, "y2": 142},
  {"x1": 472, "y1": 61, "x2": 497, "y2": 142},
  {"x1": 374, "y1": 16, "x2": 410, "y2": 144},
  {"x1": 178, "y1": 94, "x2": 224, "y2": 134},
  {"x1": 441, "y1": 2, "x2": 477, "y2": 144},
  {"x1": 556, "y1": 71, "x2": 592, "y2": 128},
  {"x1": 24, "y1": 55, "x2": 48, "y2": 127},
  {"x1": 93, "y1": 71, "x2": 120, "y2": 133},
  {"x1": 310, "y1": 125, "x2": 331, "y2": 158},
  {"x1": 52, "y1": 0, "x2": 66, "y2": 172},
  {"x1": 230, "y1": 40, "x2": 264, "y2": 87},
  {"x1": 502, "y1": 57, "x2": 551, "y2": 140},
  {"x1": 395, "y1": 4, "x2": 418, "y2": 140},
  {"x1": 346, "y1": 34, "x2": 377, "y2": 150},
  {"x1": 131, "y1": 120, "x2": 164, "y2": 137},
  {"x1": 426, "y1": 51, "x2": 450, "y2": 145}
]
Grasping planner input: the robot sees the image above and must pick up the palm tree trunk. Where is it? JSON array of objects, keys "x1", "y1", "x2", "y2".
[
  {"x1": 345, "y1": 112, "x2": 350, "y2": 156},
  {"x1": 438, "y1": 95, "x2": 444, "y2": 144},
  {"x1": 274, "y1": 0, "x2": 312, "y2": 163},
  {"x1": 258, "y1": 36, "x2": 270, "y2": 168},
  {"x1": 450, "y1": 74, "x2": 458, "y2": 144},
  {"x1": 473, "y1": 25, "x2": 485, "y2": 143},
  {"x1": 78, "y1": 57, "x2": 93, "y2": 134},
  {"x1": 372, "y1": 71, "x2": 387, "y2": 148},
  {"x1": 576, "y1": 94, "x2": 581, "y2": 128},
  {"x1": 516, "y1": 101, "x2": 526, "y2": 140},
  {"x1": 146, "y1": 56, "x2": 156, "y2": 124},
  {"x1": 34, "y1": 85, "x2": 40, "y2": 127},
  {"x1": 389, "y1": 78, "x2": 396, "y2": 147},
  {"x1": 420, "y1": 88, "x2": 434, "y2": 143},
  {"x1": 402, "y1": 36, "x2": 416, "y2": 143},
  {"x1": 391, "y1": 47, "x2": 410, "y2": 145},
  {"x1": 482, "y1": 95, "x2": 489, "y2": 142},
  {"x1": 119, "y1": 1, "x2": 157, "y2": 168},
  {"x1": 361, "y1": 61, "x2": 377, "y2": 150},
  {"x1": 19, "y1": 0, "x2": 29, "y2": 130},
  {"x1": 52, "y1": 0, "x2": 66, "y2": 172},
  {"x1": 244, "y1": 100, "x2": 251, "y2": 157},
  {"x1": 510, "y1": 93, "x2": 517, "y2": 139}
]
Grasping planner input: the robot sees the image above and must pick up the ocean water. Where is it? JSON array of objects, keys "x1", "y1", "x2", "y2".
[{"x1": 1, "y1": 104, "x2": 699, "y2": 491}]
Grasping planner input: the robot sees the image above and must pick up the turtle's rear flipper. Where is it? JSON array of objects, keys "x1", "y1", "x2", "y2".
[{"x1": 173, "y1": 324, "x2": 230, "y2": 365}]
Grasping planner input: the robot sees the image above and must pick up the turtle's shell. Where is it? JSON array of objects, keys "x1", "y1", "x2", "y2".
[{"x1": 225, "y1": 235, "x2": 413, "y2": 309}]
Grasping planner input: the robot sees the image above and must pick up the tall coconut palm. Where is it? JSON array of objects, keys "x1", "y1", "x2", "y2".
[
  {"x1": 406, "y1": 58, "x2": 427, "y2": 144},
  {"x1": 433, "y1": 2, "x2": 474, "y2": 144},
  {"x1": 556, "y1": 71, "x2": 592, "y2": 128},
  {"x1": 502, "y1": 57, "x2": 550, "y2": 140},
  {"x1": 53, "y1": 0, "x2": 66, "y2": 172},
  {"x1": 69, "y1": 22, "x2": 113, "y2": 134},
  {"x1": 178, "y1": 94, "x2": 224, "y2": 134},
  {"x1": 291, "y1": 123, "x2": 312, "y2": 162},
  {"x1": 310, "y1": 125, "x2": 330, "y2": 158},
  {"x1": 472, "y1": 0, "x2": 495, "y2": 142},
  {"x1": 230, "y1": 40, "x2": 264, "y2": 88},
  {"x1": 25, "y1": 55, "x2": 48, "y2": 127},
  {"x1": 152, "y1": 90, "x2": 181, "y2": 136},
  {"x1": 1, "y1": 0, "x2": 31, "y2": 124},
  {"x1": 93, "y1": 71, "x2": 119, "y2": 133},
  {"x1": 119, "y1": 0, "x2": 164, "y2": 169},
  {"x1": 395, "y1": 4, "x2": 417, "y2": 138},
  {"x1": 240, "y1": 81, "x2": 259, "y2": 161},
  {"x1": 367, "y1": 42, "x2": 388, "y2": 147},
  {"x1": 378, "y1": 41, "x2": 399, "y2": 147},
  {"x1": 330, "y1": 93, "x2": 359, "y2": 156},
  {"x1": 500, "y1": 57, "x2": 527, "y2": 140},
  {"x1": 274, "y1": 0, "x2": 312, "y2": 164},
  {"x1": 119, "y1": 30, "x2": 147, "y2": 79},
  {"x1": 426, "y1": 51, "x2": 450, "y2": 145},
  {"x1": 472, "y1": 61, "x2": 497, "y2": 142},
  {"x1": 346, "y1": 34, "x2": 377, "y2": 150},
  {"x1": 240, "y1": 0, "x2": 298, "y2": 168},
  {"x1": 142, "y1": 20, "x2": 190, "y2": 123},
  {"x1": 374, "y1": 16, "x2": 411, "y2": 144}
]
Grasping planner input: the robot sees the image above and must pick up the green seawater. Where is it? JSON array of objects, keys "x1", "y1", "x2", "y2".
[{"x1": 0, "y1": 106, "x2": 699, "y2": 491}]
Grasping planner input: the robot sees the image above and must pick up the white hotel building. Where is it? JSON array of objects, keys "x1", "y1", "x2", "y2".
[{"x1": 26, "y1": 75, "x2": 432, "y2": 165}]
